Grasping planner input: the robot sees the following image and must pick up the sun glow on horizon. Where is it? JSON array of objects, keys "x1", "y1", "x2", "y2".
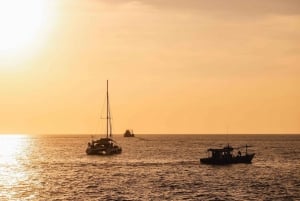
[{"x1": 0, "y1": 0, "x2": 51, "y2": 58}]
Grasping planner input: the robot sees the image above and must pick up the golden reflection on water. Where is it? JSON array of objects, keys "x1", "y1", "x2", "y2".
[
  {"x1": 0, "y1": 135, "x2": 27, "y2": 163},
  {"x1": 0, "y1": 135, "x2": 31, "y2": 200}
]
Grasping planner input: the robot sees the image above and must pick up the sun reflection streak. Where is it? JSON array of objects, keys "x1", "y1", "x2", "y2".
[
  {"x1": 0, "y1": 135, "x2": 32, "y2": 200},
  {"x1": 0, "y1": 135, "x2": 27, "y2": 164}
]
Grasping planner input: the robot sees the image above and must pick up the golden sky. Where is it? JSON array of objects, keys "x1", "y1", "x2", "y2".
[{"x1": 0, "y1": 0, "x2": 299, "y2": 134}]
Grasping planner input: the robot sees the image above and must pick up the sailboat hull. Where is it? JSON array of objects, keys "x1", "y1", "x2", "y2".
[
  {"x1": 86, "y1": 137, "x2": 122, "y2": 156},
  {"x1": 86, "y1": 147, "x2": 122, "y2": 155}
]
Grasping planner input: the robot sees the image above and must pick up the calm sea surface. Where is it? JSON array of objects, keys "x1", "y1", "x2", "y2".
[{"x1": 0, "y1": 134, "x2": 299, "y2": 201}]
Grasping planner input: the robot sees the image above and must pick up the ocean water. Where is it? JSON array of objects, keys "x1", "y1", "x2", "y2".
[{"x1": 0, "y1": 134, "x2": 299, "y2": 201}]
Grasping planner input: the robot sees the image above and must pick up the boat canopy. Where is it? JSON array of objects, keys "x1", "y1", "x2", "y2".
[{"x1": 207, "y1": 145, "x2": 233, "y2": 153}]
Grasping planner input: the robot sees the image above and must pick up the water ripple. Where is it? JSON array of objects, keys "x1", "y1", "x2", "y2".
[{"x1": 0, "y1": 134, "x2": 299, "y2": 200}]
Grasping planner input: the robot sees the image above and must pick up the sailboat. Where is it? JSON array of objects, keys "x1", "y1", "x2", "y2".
[{"x1": 86, "y1": 80, "x2": 122, "y2": 155}]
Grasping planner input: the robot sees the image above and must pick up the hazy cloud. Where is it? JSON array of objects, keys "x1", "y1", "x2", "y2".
[{"x1": 101, "y1": 0, "x2": 300, "y2": 17}]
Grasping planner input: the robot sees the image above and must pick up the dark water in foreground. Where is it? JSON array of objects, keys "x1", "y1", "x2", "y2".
[{"x1": 0, "y1": 134, "x2": 299, "y2": 200}]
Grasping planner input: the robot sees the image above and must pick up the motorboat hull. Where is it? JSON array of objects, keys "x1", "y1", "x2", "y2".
[{"x1": 200, "y1": 153, "x2": 255, "y2": 165}]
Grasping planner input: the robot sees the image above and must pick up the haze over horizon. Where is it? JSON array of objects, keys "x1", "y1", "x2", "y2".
[{"x1": 0, "y1": 0, "x2": 299, "y2": 135}]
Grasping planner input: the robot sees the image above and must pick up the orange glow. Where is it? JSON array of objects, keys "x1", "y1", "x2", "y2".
[{"x1": 0, "y1": 1, "x2": 299, "y2": 134}]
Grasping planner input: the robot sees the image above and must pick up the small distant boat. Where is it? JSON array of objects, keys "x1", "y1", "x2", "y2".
[
  {"x1": 200, "y1": 144, "x2": 255, "y2": 165},
  {"x1": 86, "y1": 80, "x2": 122, "y2": 156},
  {"x1": 123, "y1": 129, "x2": 134, "y2": 137}
]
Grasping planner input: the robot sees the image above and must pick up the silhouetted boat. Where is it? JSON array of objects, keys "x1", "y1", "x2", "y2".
[
  {"x1": 200, "y1": 144, "x2": 255, "y2": 165},
  {"x1": 86, "y1": 80, "x2": 122, "y2": 155},
  {"x1": 124, "y1": 129, "x2": 134, "y2": 137}
]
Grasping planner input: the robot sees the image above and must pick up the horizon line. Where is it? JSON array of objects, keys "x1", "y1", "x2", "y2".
[{"x1": 1, "y1": 133, "x2": 299, "y2": 135}]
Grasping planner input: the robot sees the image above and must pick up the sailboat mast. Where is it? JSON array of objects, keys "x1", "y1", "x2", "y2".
[{"x1": 106, "y1": 80, "x2": 109, "y2": 138}]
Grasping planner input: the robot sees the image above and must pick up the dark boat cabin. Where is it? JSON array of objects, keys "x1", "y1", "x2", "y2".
[{"x1": 208, "y1": 145, "x2": 234, "y2": 159}]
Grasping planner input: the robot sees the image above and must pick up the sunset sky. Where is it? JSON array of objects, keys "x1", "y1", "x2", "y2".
[{"x1": 0, "y1": 0, "x2": 299, "y2": 134}]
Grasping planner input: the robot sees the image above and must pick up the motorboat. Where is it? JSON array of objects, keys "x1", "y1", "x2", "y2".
[
  {"x1": 200, "y1": 144, "x2": 255, "y2": 165},
  {"x1": 123, "y1": 129, "x2": 134, "y2": 137}
]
